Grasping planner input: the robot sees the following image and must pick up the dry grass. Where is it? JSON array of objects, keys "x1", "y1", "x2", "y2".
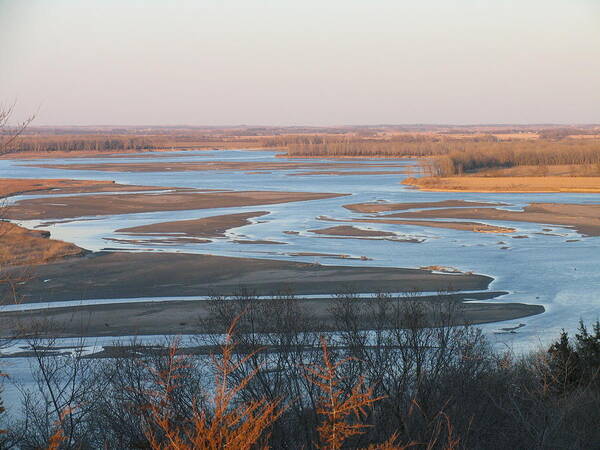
[
  {"x1": 404, "y1": 176, "x2": 600, "y2": 193},
  {"x1": 474, "y1": 164, "x2": 600, "y2": 177},
  {"x1": 0, "y1": 222, "x2": 84, "y2": 266}
]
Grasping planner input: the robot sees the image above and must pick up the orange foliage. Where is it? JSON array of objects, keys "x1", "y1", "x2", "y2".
[
  {"x1": 304, "y1": 337, "x2": 384, "y2": 449},
  {"x1": 143, "y1": 321, "x2": 283, "y2": 450},
  {"x1": 39, "y1": 319, "x2": 459, "y2": 449}
]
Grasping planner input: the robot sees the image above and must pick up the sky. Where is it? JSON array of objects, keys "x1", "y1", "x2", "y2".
[{"x1": 1, "y1": 0, "x2": 599, "y2": 126}]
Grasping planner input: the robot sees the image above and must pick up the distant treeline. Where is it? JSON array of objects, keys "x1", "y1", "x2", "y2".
[
  {"x1": 263, "y1": 134, "x2": 499, "y2": 158},
  {"x1": 3, "y1": 133, "x2": 270, "y2": 154},
  {"x1": 3, "y1": 135, "x2": 167, "y2": 154},
  {"x1": 432, "y1": 139, "x2": 600, "y2": 176},
  {"x1": 8, "y1": 133, "x2": 600, "y2": 176},
  {"x1": 270, "y1": 134, "x2": 600, "y2": 176}
]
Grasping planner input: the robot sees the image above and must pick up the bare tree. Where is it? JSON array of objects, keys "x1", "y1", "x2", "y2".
[
  {"x1": 0, "y1": 102, "x2": 35, "y2": 439},
  {"x1": 0, "y1": 102, "x2": 35, "y2": 155}
]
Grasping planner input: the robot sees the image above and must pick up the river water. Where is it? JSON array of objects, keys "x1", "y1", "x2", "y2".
[{"x1": 1, "y1": 149, "x2": 599, "y2": 352}]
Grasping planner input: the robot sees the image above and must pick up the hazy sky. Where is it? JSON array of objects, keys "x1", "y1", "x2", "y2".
[{"x1": 1, "y1": 0, "x2": 599, "y2": 126}]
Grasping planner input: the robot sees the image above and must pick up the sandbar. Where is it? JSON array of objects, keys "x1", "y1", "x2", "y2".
[
  {"x1": 2, "y1": 251, "x2": 494, "y2": 303},
  {"x1": 116, "y1": 211, "x2": 269, "y2": 239},
  {"x1": 0, "y1": 178, "x2": 185, "y2": 199},
  {"x1": 384, "y1": 203, "x2": 600, "y2": 236},
  {"x1": 286, "y1": 252, "x2": 370, "y2": 260},
  {"x1": 319, "y1": 216, "x2": 516, "y2": 234},
  {"x1": 6, "y1": 191, "x2": 348, "y2": 220},
  {"x1": 309, "y1": 225, "x2": 396, "y2": 238},
  {"x1": 0, "y1": 291, "x2": 544, "y2": 339},
  {"x1": 344, "y1": 200, "x2": 502, "y2": 213}
]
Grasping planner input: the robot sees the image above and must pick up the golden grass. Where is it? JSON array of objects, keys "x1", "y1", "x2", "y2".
[
  {"x1": 0, "y1": 222, "x2": 84, "y2": 266},
  {"x1": 403, "y1": 176, "x2": 600, "y2": 193},
  {"x1": 474, "y1": 164, "x2": 600, "y2": 177}
]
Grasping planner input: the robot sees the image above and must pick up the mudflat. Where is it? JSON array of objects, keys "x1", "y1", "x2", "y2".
[
  {"x1": 3, "y1": 251, "x2": 494, "y2": 303},
  {"x1": 0, "y1": 291, "x2": 544, "y2": 339},
  {"x1": 6, "y1": 190, "x2": 348, "y2": 220}
]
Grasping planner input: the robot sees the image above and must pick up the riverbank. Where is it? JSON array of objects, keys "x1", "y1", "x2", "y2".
[{"x1": 0, "y1": 221, "x2": 86, "y2": 266}]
